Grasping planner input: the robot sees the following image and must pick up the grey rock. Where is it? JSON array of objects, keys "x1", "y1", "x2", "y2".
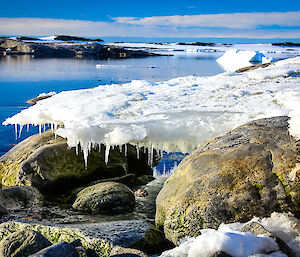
[
  {"x1": 156, "y1": 116, "x2": 300, "y2": 244},
  {"x1": 29, "y1": 242, "x2": 79, "y2": 257},
  {"x1": 0, "y1": 230, "x2": 51, "y2": 257},
  {"x1": 72, "y1": 182, "x2": 135, "y2": 214},
  {"x1": 0, "y1": 186, "x2": 43, "y2": 211},
  {"x1": 210, "y1": 252, "x2": 233, "y2": 257},
  {"x1": 241, "y1": 221, "x2": 271, "y2": 236},
  {"x1": 110, "y1": 246, "x2": 148, "y2": 257}
]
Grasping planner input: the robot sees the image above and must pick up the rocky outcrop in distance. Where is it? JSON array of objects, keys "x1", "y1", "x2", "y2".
[{"x1": 0, "y1": 38, "x2": 160, "y2": 59}]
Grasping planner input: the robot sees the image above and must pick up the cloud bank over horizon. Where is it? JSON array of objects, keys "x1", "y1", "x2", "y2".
[{"x1": 1, "y1": 10, "x2": 300, "y2": 39}]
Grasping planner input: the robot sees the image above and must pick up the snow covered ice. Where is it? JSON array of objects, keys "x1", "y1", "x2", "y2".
[
  {"x1": 217, "y1": 49, "x2": 272, "y2": 71},
  {"x1": 160, "y1": 212, "x2": 300, "y2": 257},
  {"x1": 3, "y1": 56, "x2": 300, "y2": 166}
]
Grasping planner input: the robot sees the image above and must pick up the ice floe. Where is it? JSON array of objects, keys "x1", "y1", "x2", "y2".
[
  {"x1": 217, "y1": 49, "x2": 272, "y2": 71},
  {"x1": 3, "y1": 56, "x2": 300, "y2": 166}
]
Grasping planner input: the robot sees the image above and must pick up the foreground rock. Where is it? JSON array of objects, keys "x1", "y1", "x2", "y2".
[
  {"x1": 156, "y1": 116, "x2": 300, "y2": 244},
  {"x1": 0, "y1": 186, "x2": 43, "y2": 213},
  {"x1": 110, "y1": 246, "x2": 148, "y2": 257},
  {"x1": 0, "y1": 230, "x2": 51, "y2": 257},
  {"x1": 72, "y1": 182, "x2": 135, "y2": 214},
  {"x1": 30, "y1": 241, "x2": 79, "y2": 257},
  {"x1": 0, "y1": 130, "x2": 157, "y2": 196},
  {"x1": 0, "y1": 220, "x2": 149, "y2": 256}
]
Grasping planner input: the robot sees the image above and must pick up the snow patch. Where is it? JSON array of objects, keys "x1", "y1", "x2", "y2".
[
  {"x1": 37, "y1": 91, "x2": 57, "y2": 98},
  {"x1": 161, "y1": 212, "x2": 300, "y2": 257}
]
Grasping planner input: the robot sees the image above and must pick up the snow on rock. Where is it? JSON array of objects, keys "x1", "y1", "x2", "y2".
[
  {"x1": 37, "y1": 91, "x2": 57, "y2": 98},
  {"x1": 217, "y1": 49, "x2": 272, "y2": 71},
  {"x1": 3, "y1": 57, "x2": 300, "y2": 166},
  {"x1": 160, "y1": 212, "x2": 300, "y2": 257}
]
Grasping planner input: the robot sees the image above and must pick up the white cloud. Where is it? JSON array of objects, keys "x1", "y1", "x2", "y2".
[
  {"x1": 113, "y1": 11, "x2": 300, "y2": 29},
  {"x1": 0, "y1": 16, "x2": 300, "y2": 39}
]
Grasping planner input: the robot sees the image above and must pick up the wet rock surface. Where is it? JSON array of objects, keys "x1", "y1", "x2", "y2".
[{"x1": 156, "y1": 116, "x2": 300, "y2": 244}]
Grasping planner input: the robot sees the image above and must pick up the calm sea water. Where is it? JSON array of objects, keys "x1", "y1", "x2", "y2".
[{"x1": 0, "y1": 54, "x2": 225, "y2": 156}]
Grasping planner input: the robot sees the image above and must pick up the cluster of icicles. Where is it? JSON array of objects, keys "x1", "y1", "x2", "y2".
[{"x1": 14, "y1": 123, "x2": 162, "y2": 168}]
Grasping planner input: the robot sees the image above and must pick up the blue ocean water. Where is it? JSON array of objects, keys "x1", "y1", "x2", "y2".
[{"x1": 0, "y1": 54, "x2": 225, "y2": 157}]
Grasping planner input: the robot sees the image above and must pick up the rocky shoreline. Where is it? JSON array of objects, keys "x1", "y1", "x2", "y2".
[
  {"x1": 0, "y1": 37, "x2": 161, "y2": 59},
  {"x1": 0, "y1": 115, "x2": 299, "y2": 256},
  {"x1": 0, "y1": 58, "x2": 300, "y2": 256}
]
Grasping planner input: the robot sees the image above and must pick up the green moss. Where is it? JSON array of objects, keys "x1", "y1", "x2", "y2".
[{"x1": 0, "y1": 222, "x2": 113, "y2": 257}]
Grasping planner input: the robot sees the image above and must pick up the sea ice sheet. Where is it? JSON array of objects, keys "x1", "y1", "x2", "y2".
[{"x1": 3, "y1": 57, "x2": 300, "y2": 165}]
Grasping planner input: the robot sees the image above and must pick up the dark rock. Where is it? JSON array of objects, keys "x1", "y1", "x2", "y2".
[
  {"x1": 128, "y1": 225, "x2": 174, "y2": 255},
  {"x1": 0, "y1": 186, "x2": 43, "y2": 211},
  {"x1": 0, "y1": 230, "x2": 51, "y2": 257},
  {"x1": 156, "y1": 116, "x2": 300, "y2": 244},
  {"x1": 110, "y1": 246, "x2": 148, "y2": 257},
  {"x1": 75, "y1": 246, "x2": 89, "y2": 257},
  {"x1": 29, "y1": 241, "x2": 79, "y2": 257},
  {"x1": 210, "y1": 252, "x2": 233, "y2": 257},
  {"x1": 72, "y1": 182, "x2": 135, "y2": 214}
]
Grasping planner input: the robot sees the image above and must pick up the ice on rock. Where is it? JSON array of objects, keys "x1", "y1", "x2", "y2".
[
  {"x1": 161, "y1": 212, "x2": 300, "y2": 257},
  {"x1": 3, "y1": 57, "x2": 300, "y2": 167},
  {"x1": 217, "y1": 49, "x2": 272, "y2": 71}
]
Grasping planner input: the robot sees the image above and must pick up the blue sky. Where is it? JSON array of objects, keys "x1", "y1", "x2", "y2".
[{"x1": 1, "y1": 0, "x2": 300, "y2": 43}]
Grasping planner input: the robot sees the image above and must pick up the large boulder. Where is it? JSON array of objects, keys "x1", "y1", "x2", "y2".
[
  {"x1": 0, "y1": 130, "x2": 156, "y2": 195},
  {"x1": 72, "y1": 182, "x2": 135, "y2": 214},
  {"x1": 156, "y1": 116, "x2": 300, "y2": 244},
  {"x1": 0, "y1": 230, "x2": 51, "y2": 257},
  {"x1": 0, "y1": 186, "x2": 43, "y2": 212}
]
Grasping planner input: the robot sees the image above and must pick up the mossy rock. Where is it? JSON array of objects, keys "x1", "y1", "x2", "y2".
[
  {"x1": 72, "y1": 182, "x2": 135, "y2": 214},
  {"x1": 0, "y1": 130, "x2": 155, "y2": 195},
  {"x1": 0, "y1": 230, "x2": 51, "y2": 257},
  {"x1": 156, "y1": 116, "x2": 300, "y2": 244},
  {"x1": 0, "y1": 221, "x2": 113, "y2": 257}
]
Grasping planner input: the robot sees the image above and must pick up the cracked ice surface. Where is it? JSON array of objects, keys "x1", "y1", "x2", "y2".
[{"x1": 3, "y1": 57, "x2": 300, "y2": 165}]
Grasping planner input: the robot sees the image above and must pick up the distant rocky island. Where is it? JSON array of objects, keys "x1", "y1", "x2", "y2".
[{"x1": 0, "y1": 35, "x2": 160, "y2": 58}]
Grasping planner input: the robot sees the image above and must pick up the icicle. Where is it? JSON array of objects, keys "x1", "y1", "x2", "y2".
[
  {"x1": 38, "y1": 124, "x2": 41, "y2": 135},
  {"x1": 124, "y1": 143, "x2": 127, "y2": 157},
  {"x1": 83, "y1": 147, "x2": 88, "y2": 169},
  {"x1": 43, "y1": 123, "x2": 46, "y2": 133},
  {"x1": 163, "y1": 163, "x2": 166, "y2": 175},
  {"x1": 120, "y1": 144, "x2": 123, "y2": 153},
  {"x1": 88, "y1": 142, "x2": 92, "y2": 153},
  {"x1": 136, "y1": 144, "x2": 140, "y2": 159},
  {"x1": 160, "y1": 149, "x2": 163, "y2": 159},
  {"x1": 18, "y1": 125, "x2": 23, "y2": 138},
  {"x1": 76, "y1": 144, "x2": 79, "y2": 155},
  {"x1": 14, "y1": 124, "x2": 18, "y2": 140},
  {"x1": 105, "y1": 144, "x2": 110, "y2": 164},
  {"x1": 26, "y1": 124, "x2": 29, "y2": 132}
]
